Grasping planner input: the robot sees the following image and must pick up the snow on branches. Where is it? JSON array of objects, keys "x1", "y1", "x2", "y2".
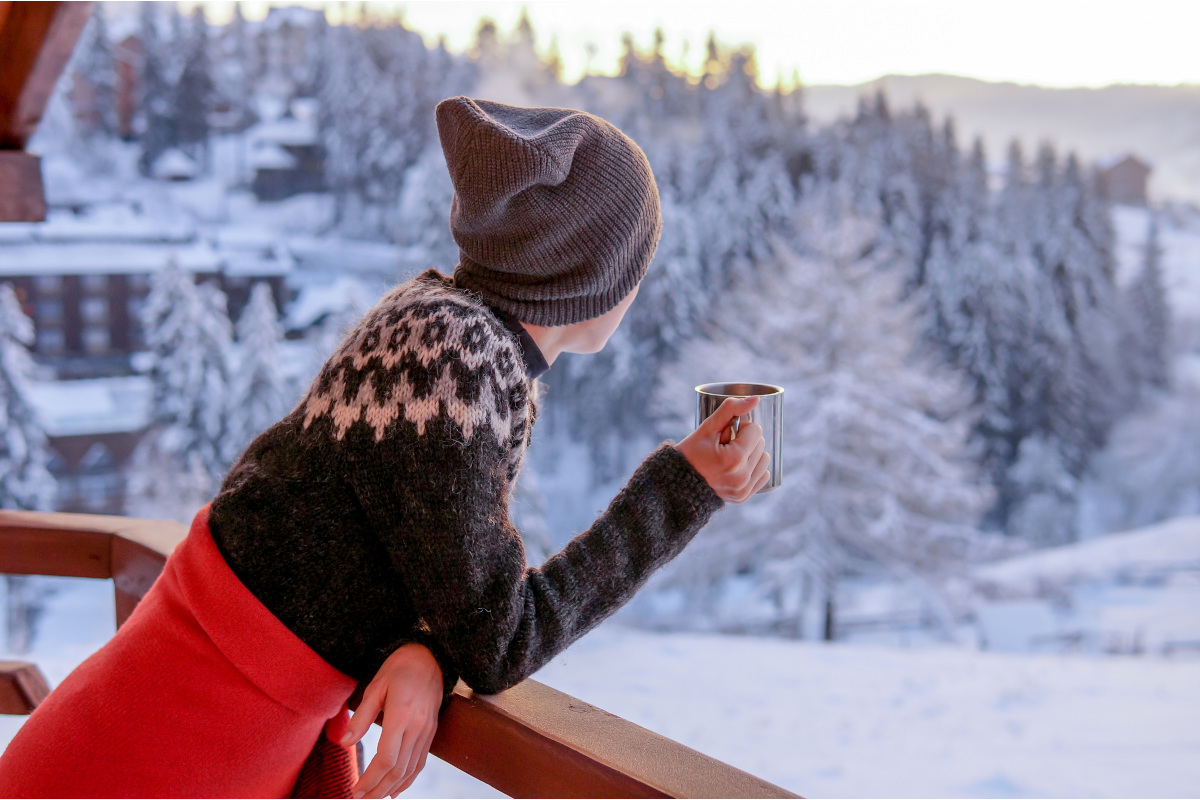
[
  {"x1": 0, "y1": 285, "x2": 56, "y2": 511},
  {"x1": 128, "y1": 264, "x2": 235, "y2": 522},
  {"x1": 650, "y1": 185, "x2": 1000, "y2": 638}
]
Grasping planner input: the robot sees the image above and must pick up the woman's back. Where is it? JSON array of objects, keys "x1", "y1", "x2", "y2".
[{"x1": 211, "y1": 268, "x2": 532, "y2": 687}]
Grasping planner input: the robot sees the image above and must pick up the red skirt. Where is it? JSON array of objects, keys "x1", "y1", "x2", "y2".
[{"x1": 0, "y1": 505, "x2": 359, "y2": 798}]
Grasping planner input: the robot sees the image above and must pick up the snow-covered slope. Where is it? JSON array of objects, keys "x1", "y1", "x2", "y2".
[
  {"x1": 977, "y1": 515, "x2": 1200, "y2": 592},
  {"x1": 966, "y1": 516, "x2": 1200, "y2": 659}
]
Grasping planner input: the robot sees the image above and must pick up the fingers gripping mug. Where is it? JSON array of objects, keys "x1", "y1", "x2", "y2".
[{"x1": 695, "y1": 382, "x2": 784, "y2": 493}]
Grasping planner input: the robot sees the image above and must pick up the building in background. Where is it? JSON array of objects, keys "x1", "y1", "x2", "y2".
[
  {"x1": 25, "y1": 376, "x2": 152, "y2": 514},
  {"x1": 1098, "y1": 153, "x2": 1152, "y2": 206},
  {"x1": 0, "y1": 205, "x2": 292, "y2": 379},
  {"x1": 248, "y1": 98, "x2": 324, "y2": 201}
]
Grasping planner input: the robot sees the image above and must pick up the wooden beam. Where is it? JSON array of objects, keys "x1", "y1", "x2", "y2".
[
  {"x1": 0, "y1": 1, "x2": 94, "y2": 149},
  {"x1": 0, "y1": 150, "x2": 46, "y2": 221},
  {"x1": 0, "y1": 661, "x2": 51, "y2": 715}
]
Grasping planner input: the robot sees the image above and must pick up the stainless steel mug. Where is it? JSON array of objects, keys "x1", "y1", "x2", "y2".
[{"x1": 695, "y1": 382, "x2": 784, "y2": 493}]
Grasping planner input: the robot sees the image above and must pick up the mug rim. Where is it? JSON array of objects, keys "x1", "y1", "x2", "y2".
[{"x1": 695, "y1": 381, "x2": 785, "y2": 397}]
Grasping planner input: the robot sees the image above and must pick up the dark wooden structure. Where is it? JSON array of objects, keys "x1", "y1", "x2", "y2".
[
  {"x1": 1098, "y1": 153, "x2": 1152, "y2": 207},
  {"x1": 0, "y1": 1, "x2": 94, "y2": 222},
  {"x1": 4, "y1": 268, "x2": 290, "y2": 377},
  {"x1": 0, "y1": 510, "x2": 800, "y2": 798}
]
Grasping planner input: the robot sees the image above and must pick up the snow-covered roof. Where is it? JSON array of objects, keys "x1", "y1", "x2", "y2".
[
  {"x1": 0, "y1": 206, "x2": 195, "y2": 245},
  {"x1": 41, "y1": 155, "x2": 120, "y2": 207},
  {"x1": 252, "y1": 90, "x2": 289, "y2": 124},
  {"x1": 1096, "y1": 152, "x2": 1153, "y2": 172},
  {"x1": 286, "y1": 274, "x2": 372, "y2": 330},
  {"x1": 224, "y1": 244, "x2": 295, "y2": 278},
  {"x1": 97, "y1": 4, "x2": 140, "y2": 45},
  {"x1": 213, "y1": 225, "x2": 280, "y2": 251},
  {"x1": 287, "y1": 236, "x2": 402, "y2": 278},
  {"x1": 152, "y1": 148, "x2": 200, "y2": 181},
  {"x1": 249, "y1": 142, "x2": 299, "y2": 171},
  {"x1": 0, "y1": 243, "x2": 222, "y2": 276},
  {"x1": 0, "y1": 215, "x2": 297, "y2": 278},
  {"x1": 262, "y1": 6, "x2": 323, "y2": 31},
  {"x1": 0, "y1": 223, "x2": 38, "y2": 243},
  {"x1": 290, "y1": 98, "x2": 319, "y2": 123},
  {"x1": 248, "y1": 116, "x2": 317, "y2": 148},
  {"x1": 26, "y1": 376, "x2": 153, "y2": 437}
]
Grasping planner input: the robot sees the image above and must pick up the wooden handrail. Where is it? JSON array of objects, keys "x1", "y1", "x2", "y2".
[
  {"x1": 0, "y1": 510, "x2": 799, "y2": 798},
  {"x1": 0, "y1": 510, "x2": 186, "y2": 627}
]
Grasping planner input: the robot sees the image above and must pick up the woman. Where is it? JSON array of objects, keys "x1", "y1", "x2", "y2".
[{"x1": 0, "y1": 97, "x2": 769, "y2": 799}]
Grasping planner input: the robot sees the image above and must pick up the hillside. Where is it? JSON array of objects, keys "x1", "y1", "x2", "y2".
[{"x1": 805, "y1": 74, "x2": 1200, "y2": 204}]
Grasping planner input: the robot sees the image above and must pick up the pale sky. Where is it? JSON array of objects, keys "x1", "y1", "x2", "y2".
[{"x1": 198, "y1": 0, "x2": 1200, "y2": 88}]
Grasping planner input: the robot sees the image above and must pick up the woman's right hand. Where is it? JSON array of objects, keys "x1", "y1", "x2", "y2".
[
  {"x1": 341, "y1": 643, "x2": 444, "y2": 798},
  {"x1": 674, "y1": 396, "x2": 770, "y2": 504}
]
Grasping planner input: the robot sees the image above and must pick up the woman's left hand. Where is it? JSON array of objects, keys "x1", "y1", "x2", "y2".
[{"x1": 341, "y1": 642, "x2": 444, "y2": 798}]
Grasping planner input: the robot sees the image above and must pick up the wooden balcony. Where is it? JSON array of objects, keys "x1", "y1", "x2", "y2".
[
  {"x1": 0, "y1": 510, "x2": 799, "y2": 798},
  {"x1": 0, "y1": 1, "x2": 94, "y2": 222}
]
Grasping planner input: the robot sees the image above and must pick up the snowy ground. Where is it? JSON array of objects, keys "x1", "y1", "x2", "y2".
[
  {"x1": 969, "y1": 515, "x2": 1200, "y2": 657},
  {"x1": 2, "y1": 572, "x2": 1198, "y2": 799}
]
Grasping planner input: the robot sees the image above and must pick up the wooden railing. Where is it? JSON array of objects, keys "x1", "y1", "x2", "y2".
[{"x1": 0, "y1": 510, "x2": 799, "y2": 798}]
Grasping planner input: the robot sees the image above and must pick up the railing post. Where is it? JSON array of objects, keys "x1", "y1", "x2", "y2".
[{"x1": 0, "y1": 661, "x2": 50, "y2": 715}]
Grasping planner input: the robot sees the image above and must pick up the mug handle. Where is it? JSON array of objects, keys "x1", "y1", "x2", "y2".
[{"x1": 729, "y1": 416, "x2": 741, "y2": 442}]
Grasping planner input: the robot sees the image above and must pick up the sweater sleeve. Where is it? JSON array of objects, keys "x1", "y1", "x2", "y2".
[{"x1": 346, "y1": 423, "x2": 723, "y2": 696}]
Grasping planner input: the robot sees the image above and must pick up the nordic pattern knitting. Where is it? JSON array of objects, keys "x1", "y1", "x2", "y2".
[
  {"x1": 210, "y1": 267, "x2": 724, "y2": 696},
  {"x1": 300, "y1": 268, "x2": 534, "y2": 482}
]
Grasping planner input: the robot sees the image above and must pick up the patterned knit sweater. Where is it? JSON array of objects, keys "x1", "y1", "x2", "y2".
[{"x1": 209, "y1": 268, "x2": 723, "y2": 696}]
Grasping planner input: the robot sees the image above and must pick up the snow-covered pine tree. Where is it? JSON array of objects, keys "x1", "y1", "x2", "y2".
[
  {"x1": 651, "y1": 181, "x2": 996, "y2": 639},
  {"x1": 1127, "y1": 213, "x2": 1171, "y2": 388},
  {"x1": 315, "y1": 22, "x2": 352, "y2": 210},
  {"x1": 0, "y1": 284, "x2": 56, "y2": 512},
  {"x1": 226, "y1": 283, "x2": 287, "y2": 463},
  {"x1": 396, "y1": 145, "x2": 458, "y2": 271},
  {"x1": 802, "y1": 96, "x2": 928, "y2": 289},
  {"x1": 314, "y1": 13, "x2": 475, "y2": 240},
  {"x1": 174, "y1": 6, "x2": 214, "y2": 169},
  {"x1": 1080, "y1": 362, "x2": 1200, "y2": 534},
  {"x1": 0, "y1": 287, "x2": 57, "y2": 655},
  {"x1": 137, "y1": 3, "x2": 176, "y2": 175},
  {"x1": 221, "y1": 2, "x2": 251, "y2": 119},
  {"x1": 995, "y1": 148, "x2": 1140, "y2": 544},
  {"x1": 128, "y1": 265, "x2": 235, "y2": 522},
  {"x1": 317, "y1": 22, "x2": 384, "y2": 232},
  {"x1": 72, "y1": 7, "x2": 118, "y2": 139}
]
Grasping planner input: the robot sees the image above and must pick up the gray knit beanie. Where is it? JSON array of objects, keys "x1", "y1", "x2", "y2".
[{"x1": 435, "y1": 96, "x2": 662, "y2": 326}]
